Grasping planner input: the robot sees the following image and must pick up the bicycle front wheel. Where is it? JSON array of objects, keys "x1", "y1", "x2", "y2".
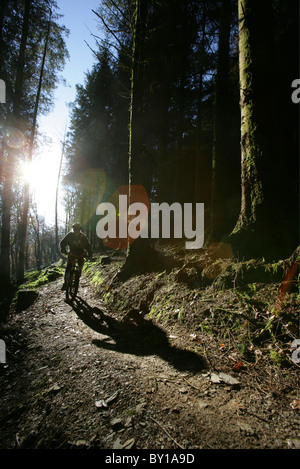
[{"x1": 66, "y1": 270, "x2": 79, "y2": 301}]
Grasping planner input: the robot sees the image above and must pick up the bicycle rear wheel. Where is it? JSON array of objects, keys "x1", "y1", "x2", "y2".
[{"x1": 66, "y1": 269, "x2": 79, "y2": 301}]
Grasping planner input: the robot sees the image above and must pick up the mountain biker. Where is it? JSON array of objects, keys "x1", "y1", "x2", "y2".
[{"x1": 60, "y1": 223, "x2": 92, "y2": 291}]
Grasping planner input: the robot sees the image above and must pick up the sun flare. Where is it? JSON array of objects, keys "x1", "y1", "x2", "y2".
[{"x1": 21, "y1": 147, "x2": 63, "y2": 224}]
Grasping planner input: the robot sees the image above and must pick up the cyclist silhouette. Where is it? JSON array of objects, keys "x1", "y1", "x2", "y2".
[{"x1": 60, "y1": 223, "x2": 92, "y2": 290}]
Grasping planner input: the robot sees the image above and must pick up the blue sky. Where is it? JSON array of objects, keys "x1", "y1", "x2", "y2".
[
  {"x1": 36, "y1": 0, "x2": 103, "y2": 224},
  {"x1": 40, "y1": 0, "x2": 102, "y2": 140}
]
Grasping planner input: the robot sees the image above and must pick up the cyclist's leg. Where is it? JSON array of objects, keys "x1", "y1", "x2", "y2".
[
  {"x1": 63, "y1": 255, "x2": 73, "y2": 288},
  {"x1": 78, "y1": 257, "x2": 84, "y2": 277}
]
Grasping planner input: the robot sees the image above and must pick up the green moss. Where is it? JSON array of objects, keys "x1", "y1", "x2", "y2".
[
  {"x1": 21, "y1": 266, "x2": 63, "y2": 290},
  {"x1": 269, "y1": 350, "x2": 287, "y2": 367}
]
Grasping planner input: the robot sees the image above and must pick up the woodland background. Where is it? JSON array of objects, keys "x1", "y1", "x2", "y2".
[{"x1": 0, "y1": 0, "x2": 299, "y2": 299}]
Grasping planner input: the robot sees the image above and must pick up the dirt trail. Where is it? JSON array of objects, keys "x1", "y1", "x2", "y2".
[{"x1": 0, "y1": 273, "x2": 299, "y2": 450}]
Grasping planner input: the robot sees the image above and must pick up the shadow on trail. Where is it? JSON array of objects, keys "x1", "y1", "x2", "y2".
[{"x1": 71, "y1": 297, "x2": 206, "y2": 373}]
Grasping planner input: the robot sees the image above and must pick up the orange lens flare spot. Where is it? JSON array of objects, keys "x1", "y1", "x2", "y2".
[{"x1": 103, "y1": 185, "x2": 149, "y2": 250}]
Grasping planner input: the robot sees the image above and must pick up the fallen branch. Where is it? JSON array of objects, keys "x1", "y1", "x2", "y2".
[{"x1": 150, "y1": 416, "x2": 185, "y2": 449}]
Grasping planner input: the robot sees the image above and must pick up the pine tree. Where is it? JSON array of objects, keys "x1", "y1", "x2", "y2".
[
  {"x1": 0, "y1": 0, "x2": 31, "y2": 295},
  {"x1": 0, "y1": 0, "x2": 69, "y2": 295}
]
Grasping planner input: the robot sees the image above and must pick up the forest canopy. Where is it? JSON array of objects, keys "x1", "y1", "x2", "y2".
[
  {"x1": 65, "y1": 0, "x2": 299, "y2": 264},
  {"x1": 0, "y1": 0, "x2": 299, "y2": 298}
]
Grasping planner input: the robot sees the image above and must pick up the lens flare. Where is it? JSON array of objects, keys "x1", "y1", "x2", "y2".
[
  {"x1": 101, "y1": 185, "x2": 150, "y2": 250},
  {"x1": 75, "y1": 168, "x2": 108, "y2": 226},
  {"x1": 3, "y1": 126, "x2": 26, "y2": 149},
  {"x1": 276, "y1": 260, "x2": 299, "y2": 308}
]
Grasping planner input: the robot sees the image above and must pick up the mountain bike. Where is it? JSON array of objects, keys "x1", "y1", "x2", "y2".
[{"x1": 65, "y1": 254, "x2": 84, "y2": 302}]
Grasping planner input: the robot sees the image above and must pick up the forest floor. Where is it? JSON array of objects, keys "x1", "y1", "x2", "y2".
[{"x1": 0, "y1": 243, "x2": 299, "y2": 452}]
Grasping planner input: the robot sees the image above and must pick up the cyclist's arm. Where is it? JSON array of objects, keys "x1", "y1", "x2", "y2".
[{"x1": 60, "y1": 233, "x2": 71, "y2": 254}]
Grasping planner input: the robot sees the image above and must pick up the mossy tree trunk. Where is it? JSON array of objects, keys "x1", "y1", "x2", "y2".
[
  {"x1": 118, "y1": 0, "x2": 158, "y2": 280},
  {"x1": 128, "y1": 0, "x2": 147, "y2": 192},
  {"x1": 121, "y1": 0, "x2": 147, "y2": 274},
  {"x1": 231, "y1": 0, "x2": 287, "y2": 260}
]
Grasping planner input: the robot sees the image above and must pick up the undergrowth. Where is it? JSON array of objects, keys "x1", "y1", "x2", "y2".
[
  {"x1": 10, "y1": 247, "x2": 297, "y2": 369},
  {"x1": 81, "y1": 248, "x2": 299, "y2": 368}
]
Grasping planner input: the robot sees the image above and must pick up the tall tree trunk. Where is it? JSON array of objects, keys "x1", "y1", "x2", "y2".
[
  {"x1": 0, "y1": 0, "x2": 7, "y2": 78},
  {"x1": 194, "y1": 7, "x2": 206, "y2": 207},
  {"x1": 17, "y1": 12, "x2": 51, "y2": 283},
  {"x1": 128, "y1": 0, "x2": 147, "y2": 191},
  {"x1": 13, "y1": 0, "x2": 31, "y2": 119},
  {"x1": 0, "y1": 0, "x2": 7, "y2": 196},
  {"x1": 231, "y1": 0, "x2": 285, "y2": 259},
  {"x1": 117, "y1": 0, "x2": 157, "y2": 279},
  {"x1": 210, "y1": 0, "x2": 232, "y2": 241},
  {"x1": 0, "y1": 155, "x2": 14, "y2": 295},
  {"x1": 55, "y1": 132, "x2": 66, "y2": 258},
  {"x1": 35, "y1": 220, "x2": 41, "y2": 271},
  {"x1": 30, "y1": 210, "x2": 41, "y2": 270},
  {"x1": 0, "y1": 0, "x2": 31, "y2": 297}
]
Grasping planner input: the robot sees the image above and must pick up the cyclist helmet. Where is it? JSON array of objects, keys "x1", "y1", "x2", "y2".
[{"x1": 72, "y1": 223, "x2": 81, "y2": 231}]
